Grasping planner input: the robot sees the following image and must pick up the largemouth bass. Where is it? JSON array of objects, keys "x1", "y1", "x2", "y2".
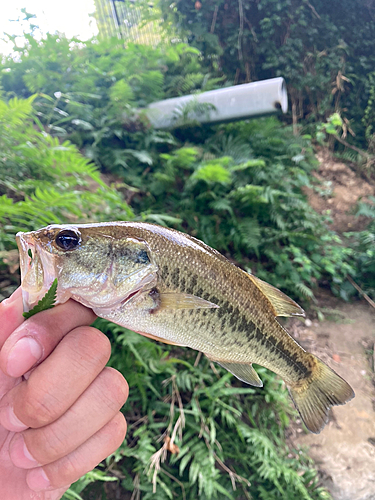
[{"x1": 16, "y1": 222, "x2": 354, "y2": 433}]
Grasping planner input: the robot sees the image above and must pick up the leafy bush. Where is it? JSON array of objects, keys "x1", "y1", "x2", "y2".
[
  {"x1": 0, "y1": 34, "x2": 218, "y2": 173},
  {"x1": 364, "y1": 72, "x2": 375, "y2": 152},
  {"x1": 341, "y1": 198, "x2": 375, "y2": 300},
  {"x1": 0, "y1": 33, "x2": 360, "y2": 300}
]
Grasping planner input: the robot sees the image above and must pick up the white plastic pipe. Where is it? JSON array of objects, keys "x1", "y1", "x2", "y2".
[{"x1": 146, "y1": 77, "x2": 288, "y2": 129}]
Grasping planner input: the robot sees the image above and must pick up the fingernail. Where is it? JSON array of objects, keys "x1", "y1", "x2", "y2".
[
  {"x1": 7, "y1": 336, "x2": 43, "y2": 378},
  {"x1": 10, "y1": 435, "x2": 39, "y2": 468},
  {"x1": 27, "y1": 467, "x2": 51, "y2": 491},
  {"x1": 0, "y1": 405, "x2": 28, "y2": 432}
]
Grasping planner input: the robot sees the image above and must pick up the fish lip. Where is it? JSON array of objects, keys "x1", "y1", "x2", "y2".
[
  {"x1": 16, "y1": 231, "x2": 36, "y2": 312},
  {"x1": 16, "y1": 231, "x2": 59, "y2": 312}
]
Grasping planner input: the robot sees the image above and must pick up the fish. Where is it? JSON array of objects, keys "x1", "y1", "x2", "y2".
[{"x1": 16, "y1": 221, "x2": 354, "y2": 433}]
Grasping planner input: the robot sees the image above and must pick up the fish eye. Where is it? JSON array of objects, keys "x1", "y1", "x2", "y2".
[{"x1": 55, "y1": 230, "x2": 81, "y2": 251}]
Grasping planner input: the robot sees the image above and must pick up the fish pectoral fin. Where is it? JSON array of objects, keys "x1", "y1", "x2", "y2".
[
  {"x1": 158, "y1": 292, "x2": 219, "y2": 310},
  {"x1": 210, "y1": 358, "x2": 263, "y2": 387},
  {"x1": 246, "y1": 273, "x2": 305, "y2": 318}
]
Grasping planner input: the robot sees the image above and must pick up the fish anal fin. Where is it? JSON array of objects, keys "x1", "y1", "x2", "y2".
[
  {"x1": 158, "y1": 292, "x2": 219, "y2": 311},
  {"x1": 247, "y1": 274, "x2": 305, "y2": 317},
  {"x1": 209, "y1": 358, "x2": 263, "y2": 387}
]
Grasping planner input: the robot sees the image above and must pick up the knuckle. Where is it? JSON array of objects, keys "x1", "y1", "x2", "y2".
[
  {"x1": 72, "y1": 327, "x2": 111, "y2": 366},
  {"x1": 54, "y1": 453, "x2": 80, "y2": 486},
  {"x1": 18, "y1": 385, "x2": 59, "y2": 428},
  {"x1": 45, "y1": 415, "x2": 128, "y2": 487},
  {"x1": 24, "y1": 318, "x2": 63, "y2": 347},
  {"x1": 24, "y1": 319, "x2": 50, "y2": 336},
  {"x1": 32, "y1": 424, "x2": 67, "y2": 464}
]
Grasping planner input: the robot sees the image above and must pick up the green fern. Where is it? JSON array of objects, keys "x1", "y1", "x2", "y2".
[{"x1": 23, "y1": 279, "x2": 58, "y2": 319}]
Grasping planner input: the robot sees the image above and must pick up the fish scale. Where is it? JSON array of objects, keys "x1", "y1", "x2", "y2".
[{"x1": 16, "y1": 221, "x2": 355, "y2": 433}]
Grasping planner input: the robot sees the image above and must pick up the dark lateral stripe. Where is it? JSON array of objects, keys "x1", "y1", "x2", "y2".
[
  {"x1": 161, "y1": 265, "x2": 170, "y2": 283},
  {"x1": 259, "y1": 333, "x2": 310, "y2": 376},
  {"x1": 219, "y1": 302, "x2": 309, "y2": 376},
  {"x1": 217, "y1": 303, "x2": 256, "y2": 342}
]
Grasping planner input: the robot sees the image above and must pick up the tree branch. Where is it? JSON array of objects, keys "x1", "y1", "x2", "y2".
[{"x1": 347, "y1": 276, "x2": 375, "y2": 310}]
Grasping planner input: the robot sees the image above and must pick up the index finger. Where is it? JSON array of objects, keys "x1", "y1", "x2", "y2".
[
  {"x1": 0, "y1": 288, "x2": 24, "y2": 348},
  {"x1": 0, "y1": 299, "x2": 96, "y2": 378}
]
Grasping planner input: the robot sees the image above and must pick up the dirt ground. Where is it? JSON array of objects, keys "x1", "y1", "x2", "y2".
[
  {"x1": 287, "y1": 296, "x2": 375, "y2": 500},
  {"x1": 304, "y1": 149, "x2": 375, "y2": 233},
  {"x1": 290, "y1": 149, "x2": 375, "y2": 500}
]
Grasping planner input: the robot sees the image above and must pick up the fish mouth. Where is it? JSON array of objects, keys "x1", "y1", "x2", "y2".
[{"x1": 16, "y1": 231, "x2": 62, "y2": 312}]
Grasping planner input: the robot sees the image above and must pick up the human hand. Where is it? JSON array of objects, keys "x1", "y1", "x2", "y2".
[{"x1": 0, "y1": 289, "x2": 128, "y2": 500}]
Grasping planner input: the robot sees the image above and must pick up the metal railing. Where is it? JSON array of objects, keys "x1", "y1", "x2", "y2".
[{"x1": 94, "y1": 0, "x2": 160, "y2": 44}]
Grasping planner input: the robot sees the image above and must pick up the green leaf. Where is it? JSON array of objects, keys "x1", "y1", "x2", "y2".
[
  {"x1": 193, "y1": 163, "x2": 231, "y2": 184},
  {"x1": 23, "y1": 279, "x2": 58, "y2": 319}
]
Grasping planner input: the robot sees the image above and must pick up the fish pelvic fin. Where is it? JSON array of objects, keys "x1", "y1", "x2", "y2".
[
  {"x1": 289, "y1": 355, "x2": 354, "y2": 433},
  {"x1": 246, "y1": 273, "x2": 305, "y2": 317},
  {"x1": 211, "y1": 359, "x2": 263, "y2": 387}
]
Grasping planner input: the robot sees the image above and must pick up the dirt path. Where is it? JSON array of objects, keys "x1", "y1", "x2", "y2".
[
  {"x1": 288, "y1": 298, "x2": 375, "y2": 500},
  {"x1": 304, "y1": 149, "x2": 375, "y2": 233}
]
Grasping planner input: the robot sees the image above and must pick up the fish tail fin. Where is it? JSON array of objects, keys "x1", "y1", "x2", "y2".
[{"x1": 289, "y1": 355, "x2": 354, "y2": 433}]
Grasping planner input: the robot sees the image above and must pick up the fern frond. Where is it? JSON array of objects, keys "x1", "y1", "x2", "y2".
[{"x1": 23, "y1": 279, "x2": 58, "y2": 319}]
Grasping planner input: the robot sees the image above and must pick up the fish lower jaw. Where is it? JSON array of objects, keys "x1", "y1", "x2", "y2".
[
  {"x1": 72, "y1": 287, "x2": 143, "y2": 314},
  {"x1": 22, "y1": 288, "x2": 44, "y2": 313},
  {"x1": 69, "y1": 271, "x2": 158, "y2": 314}
]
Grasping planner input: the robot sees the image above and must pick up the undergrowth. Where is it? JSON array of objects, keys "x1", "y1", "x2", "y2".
[
  {"x1": 341, "y1": 198, "x2": 375, "y2": 300},
  {"x1": 130, "y1": 118, "x2": 356, "y2": 301}
]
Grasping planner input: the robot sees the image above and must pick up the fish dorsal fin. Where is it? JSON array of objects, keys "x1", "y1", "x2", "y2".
[
  {"x1": 158, "y1": 292, "x2": 219, "y2": 310},
  {"x1": 215, "y1": 360, "x2": 263, "y2": 387},
  {"x1": 247, "y1": 274, "x2": 305, "y2": 318}
]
